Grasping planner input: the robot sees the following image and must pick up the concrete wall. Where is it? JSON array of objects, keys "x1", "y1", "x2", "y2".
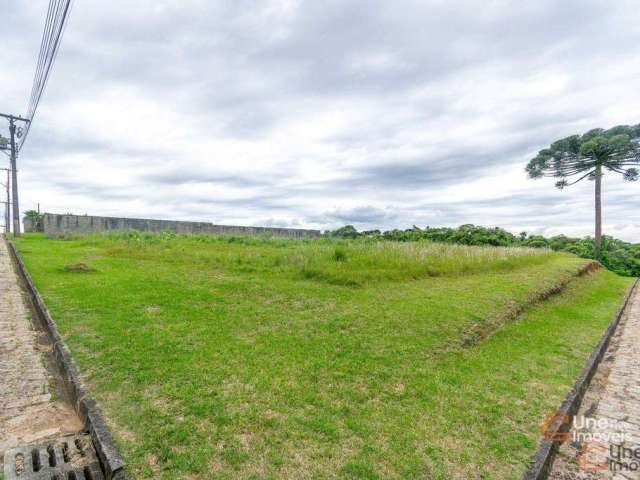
[
  {"x1": 42, "y1": 213, "x2": 321, "y2": 239},
  {"x1": 23, "y1": 217, "x2": 39, "y2": 233}
]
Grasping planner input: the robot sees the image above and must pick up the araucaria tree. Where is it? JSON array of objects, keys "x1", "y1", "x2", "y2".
[{"x1": 526, "y1": 124, "x2": 640, "y2": 259}]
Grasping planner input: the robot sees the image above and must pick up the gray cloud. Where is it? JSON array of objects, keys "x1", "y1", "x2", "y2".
[
  {"x1": 1, "y1": 1, "x2": 639, "y2": 239},
  {"x1": 142, "y1": 171, "x2": 271, "y2": 189}
]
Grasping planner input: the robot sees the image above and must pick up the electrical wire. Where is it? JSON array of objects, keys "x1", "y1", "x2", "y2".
[
  {"x1": 27, "y1": 0, "x2": 67, "y2": 114},
  {"x1": 19, "y1": 0, "x2": 74, "y2": 151},
  {"x1": 22, "y1": 0, "x2": 71, "y2": 145}
]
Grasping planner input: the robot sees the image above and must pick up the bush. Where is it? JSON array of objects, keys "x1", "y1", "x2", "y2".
[
  {"x1": 333, "y1": 247, "x2": 347, "y2": 262},
  {"x1": 326, "y1": 224, "x2": 640, "y2": 277},
  {"x1": 330, "y1": 225, "x2": 360, "y2": 239}
]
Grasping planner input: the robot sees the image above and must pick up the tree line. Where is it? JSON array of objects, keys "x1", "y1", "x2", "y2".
[{"x1": 327, "y1": 224, "x2": 640, "y2": 277}]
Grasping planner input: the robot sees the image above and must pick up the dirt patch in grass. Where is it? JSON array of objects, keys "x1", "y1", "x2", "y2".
[{"x1": 63, "y1": 262, "x2": 95, "y2": 273}]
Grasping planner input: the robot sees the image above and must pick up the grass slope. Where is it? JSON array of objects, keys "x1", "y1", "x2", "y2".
[{"x1": 12, "y1": 233, "x2": 632, "y2": 479}]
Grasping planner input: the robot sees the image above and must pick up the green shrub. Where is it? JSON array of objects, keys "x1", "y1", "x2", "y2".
[
  {"x1": 326, "y1": 224, "x2": 640, "y2": 277},
  {"x1": 332, "y1": 247, "x2": 347, "y2": 262}
]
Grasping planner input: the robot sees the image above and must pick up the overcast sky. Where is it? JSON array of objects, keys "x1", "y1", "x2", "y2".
[{"x1": 2, "y1": 1, "x2": 639, "y2": 239}]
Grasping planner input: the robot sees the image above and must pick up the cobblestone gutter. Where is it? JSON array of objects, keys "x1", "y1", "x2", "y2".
[
  {"x1": 549, "y1": 282, "x2": 640, "y2": 479},
  {"x1": 5, "y1": 239, "x2": 128, "y2": 480},
  {"x1": 522, "y1": 278, "x2": 639, "y2": 479},
  {"x1": 0, "y1": 240, "x2": 82, "y2": 457}
]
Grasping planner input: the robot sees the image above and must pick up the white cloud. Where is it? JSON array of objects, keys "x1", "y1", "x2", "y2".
[{"x1": 1, "y1": 1, "x2": 639, "y2": 240}]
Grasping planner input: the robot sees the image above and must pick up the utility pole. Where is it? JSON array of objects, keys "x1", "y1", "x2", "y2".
[
  {"x1": 0, "y1": 113, "x2": 30, "y2": 236},
  {"x1": 9, "y1": 119, "x2": 19, "y2": 236},
  {"x1": 6, "y1": 168, "x2": 9, "y2": 235},
  {"x1": 0, "y1": 168, "x2": 9, "y2": 234}
]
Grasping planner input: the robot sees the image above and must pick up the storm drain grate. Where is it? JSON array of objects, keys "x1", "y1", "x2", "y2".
[{"x1": 3, "y1": 434, "x2": 105, "y2": 480}]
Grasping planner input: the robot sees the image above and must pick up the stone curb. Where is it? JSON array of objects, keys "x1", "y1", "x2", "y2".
[
  {"x1": 522, "y1": 276, "x2": 639, "y2": 480},
  {"x1": 6, "y1": 239, "x2": 128, "y2": 480}
]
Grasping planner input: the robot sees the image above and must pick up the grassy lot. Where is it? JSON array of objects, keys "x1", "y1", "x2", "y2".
[{"x1": 12, "y1": 233, "x2": 633, "y2": 479}]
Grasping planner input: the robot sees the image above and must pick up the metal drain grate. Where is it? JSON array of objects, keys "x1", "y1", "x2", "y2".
[{"x1": 3, "y1": 434, "x2": 105, "y2": 480}]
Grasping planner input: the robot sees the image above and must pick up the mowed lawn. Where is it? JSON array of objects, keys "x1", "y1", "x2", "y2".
[{"x1": 12, "y1": 233, "x2": 632, "y2": 479}]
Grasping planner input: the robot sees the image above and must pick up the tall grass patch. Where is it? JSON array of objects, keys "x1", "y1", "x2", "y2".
[{"x1": 287, "y1": 241, "x2": 556, "y2": 286}]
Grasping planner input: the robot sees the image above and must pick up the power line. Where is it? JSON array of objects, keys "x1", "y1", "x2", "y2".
[
  {"x1": 0, "y1": 2, "x2": 73, "y2": 235},
  {"x1": 25, "y1": 3, "x2": 58, "y2": 125},
  {"x1": 19, "y1": 0, "x2": 74, "y2": 151},
  {"x1": 25, "y1": 1, "x2": 69, "y2": 117},
  {"x1": 21, "y1": 0, "x2": 72, "y2": 148}
]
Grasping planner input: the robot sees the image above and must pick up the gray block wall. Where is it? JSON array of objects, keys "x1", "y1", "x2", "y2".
[
  {"x1": 23, "y1": 217, "x2": 39, "y2": 233},
  {"x1": 43, "y1": 213, "x2": 321, "y2": 239}
]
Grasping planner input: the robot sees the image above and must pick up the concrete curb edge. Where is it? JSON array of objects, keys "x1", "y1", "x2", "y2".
[
  {"x1": 6, "y1": 239, "x2": 128, "y2": 480},
  {"x1": 521, "y1": 276, "x2": 639, "y2": 479}
]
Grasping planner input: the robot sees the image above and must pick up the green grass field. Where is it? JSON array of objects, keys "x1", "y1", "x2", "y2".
[{"x1": 12, "y1": 233, "x2": 633, "y2": 479}]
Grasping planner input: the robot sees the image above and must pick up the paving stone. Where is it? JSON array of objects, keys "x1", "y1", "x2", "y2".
[
  {"x1": 0, "y1": 239, "x2": 83, "y2": 466},
  {"x1": 550, "y1": 286, "x2": 640, "y2": 479}
]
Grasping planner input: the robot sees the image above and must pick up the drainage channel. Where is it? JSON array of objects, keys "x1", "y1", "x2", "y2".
[
  {"x1": 0, "y1": 238, "x2": 116, "y2": 480},
  {"x1": 4, "y1": 434, "x2": 104, "y2": 480}
]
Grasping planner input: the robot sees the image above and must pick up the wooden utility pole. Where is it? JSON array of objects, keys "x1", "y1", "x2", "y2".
[{"x1": 0, "y1": 113, "x2": 30, "y2": 236}]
